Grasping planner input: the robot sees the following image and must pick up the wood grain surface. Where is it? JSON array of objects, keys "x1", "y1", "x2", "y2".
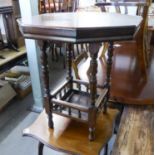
[
  {"x1": 112, "y1": 105, "x2": 154, "y2": 155},
  {"x1": 78, "y1": 42, "x2": 154, "y2": 105},
  {"x1": 23, "y1": 109, "x2": 119, "y2": 155},
  {"x1": 18, "y1": 12, "x2": 142, "y2": 43}
]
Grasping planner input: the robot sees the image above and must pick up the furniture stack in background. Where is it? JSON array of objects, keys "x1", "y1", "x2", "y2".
[{"x1": 1, "y1": 65, "x2": 31, "y2": 99}]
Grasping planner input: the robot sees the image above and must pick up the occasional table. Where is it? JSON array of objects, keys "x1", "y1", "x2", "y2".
[{"x1": 18, "y1": 12, "x2": 142, "y2": 153}]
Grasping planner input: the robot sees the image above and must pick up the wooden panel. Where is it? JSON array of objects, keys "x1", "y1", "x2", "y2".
[
  {"x1": 111, "y1": 105, "x2": 153, "y2": 155},
  {"x1": 23, "y1": 109, "x2": 119, "y2": 155}
]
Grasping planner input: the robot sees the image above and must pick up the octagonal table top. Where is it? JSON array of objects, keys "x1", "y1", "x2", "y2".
[{"x1": 18, "y1": 12, "x2": 142, "y2": 43}]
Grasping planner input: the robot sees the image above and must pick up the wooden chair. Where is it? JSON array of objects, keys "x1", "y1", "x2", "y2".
[
  {"x1": 38, "y1": 0, "x2": 79, "y2": 68},
  {"x1": 72, "y1": 43, "x2": 108, "y2": 81},
  {"x1": 71, "y1": 3, "x2": 152, "y2": 105},
  {"x1": 38, "y1": 0, "x2": 78, "y2": 13},
  {"x1": 23, "y1": 109, "x2": 119, "y2": 155},
  {"x1": 96, "y1": 2, "x2": 149, "y2": 75}
]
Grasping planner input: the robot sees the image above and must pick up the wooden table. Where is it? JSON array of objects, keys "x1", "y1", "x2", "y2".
[
  {"x1": 18, "y1": 12, "x2": 142, "y2": 153},
  {"x1": 111, "y1": 105, "x2": 153, "y2": 155},
  {"x1": 0, "y1": 0, "x2": 18, "y2": 51}
]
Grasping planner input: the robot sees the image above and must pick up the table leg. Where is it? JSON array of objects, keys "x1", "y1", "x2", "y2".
[
  {"x1": 104, "y1": 143, "x2": 108, "y2": 155},
  {"x1": 38, "y1": 142, "x2": 44, "y2": 155},
  {"x1": 40, "y1": 41, "x2": 53, "y2": 128},
  {"x1": 104, "y1": 41, "x2": 114, "y2": 113},
  {"x1": 88, "y1": 43, "x2": 99, "y2": 141}
]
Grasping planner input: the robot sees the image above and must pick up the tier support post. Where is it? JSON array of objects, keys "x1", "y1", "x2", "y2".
[
  {"x1": 104, "y1": 41, "x2": 114, "y2": 113},
  {"x1": 40, "y1": 40, "x2": 53, "y2": 128}
]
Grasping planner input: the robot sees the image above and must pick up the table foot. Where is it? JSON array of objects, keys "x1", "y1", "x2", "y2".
[
  {"x1": 38, "y1": 142, "x2": 44, "y2": 155},
  {"x1": 89, "y1": 127, "x2": 95, "y2": 141},
  {"x1": 104, "y1": 143, "x2": 108, "y2": 155}
]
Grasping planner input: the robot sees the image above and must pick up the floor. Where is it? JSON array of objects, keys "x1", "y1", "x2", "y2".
[{"x1": 0, "y1": 54, "x2": 116, "y2": 155}]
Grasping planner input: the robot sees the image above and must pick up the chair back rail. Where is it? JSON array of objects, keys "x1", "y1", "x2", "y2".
[
  {"x1": 39, "y1": 0, "x2": 79, "y2": 13},
  {"x1": 96, "y1": 2, "x2": 149, "y2": 74}
]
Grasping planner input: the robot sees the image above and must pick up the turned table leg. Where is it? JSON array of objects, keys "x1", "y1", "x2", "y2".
[
  {"x1": 104, "y1": 41, "x2": 114, "y2": 113},
  {"x1": 88, "y1": 43, "x2": 99, "y2": 141},
  {"x1": 38, "y1": 142, "x2": 44, "y2": 155},
  {"x1": 40, "y1": 41, "x2": 53, "y2": 128}
]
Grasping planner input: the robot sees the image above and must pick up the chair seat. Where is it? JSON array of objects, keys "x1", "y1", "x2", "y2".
[{"x1": 23, "y1": 109, "x2": 119, "y2": 155}]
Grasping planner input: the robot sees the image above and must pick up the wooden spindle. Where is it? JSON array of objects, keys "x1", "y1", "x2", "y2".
[
  {"x1": 104, "y1": 41, "x2": 114, "y2": 113},
  {"x1": 59, "y1": 91, "x2": 62, "y2": 99},
  {"x1": 78, "y1": 110, "x2": 81, "y2": 118},
  {"x1": 88, "y1": 43, "x2": 100, "y2": 141},
  {"x1": 67, "y1": 43, "x2": 73, "y2": 90},
  {"x1": 40, "y1": 40, "x2": 53, "y2": 128},
  {"x1": 68, "y1": 107, "x2": 71, "y2": 115},
  {"x1": 64, "y1": 87, "x2": 66, "y2": 94}
]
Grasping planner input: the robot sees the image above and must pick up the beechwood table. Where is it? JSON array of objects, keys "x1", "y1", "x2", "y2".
[{"x1": 18, "y1": 12, "x2": 142, "y2": 154}]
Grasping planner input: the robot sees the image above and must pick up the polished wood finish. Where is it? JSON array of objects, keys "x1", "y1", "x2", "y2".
[
  {"x1": 38, "y1": 0, "x2": 78, "y2": 69},
  {"x1": 40, "y1": 41, "x2": 53, "y2": 128},
  {"x1": 23, "y1": 109, "x2": 119, "y2": 155},
  {"x1": 96, "y1": 1, "x2": 149, "y2": 76},
  {"x1": 18, "y1": 12, "x2": 141, "y2": 140},
  {"x1": 38, "y1": 0, "x2": 78, "y2": 13},
  {"x1": 18, "y1": 12, "x2": 142, "y2": 43},
  {"x1": 72, "y1": 51, "x2": 88, "y2": 79},
  {"x1": 78, "y1": 42, "x2": 154, "y2": 105},
  {"x1": 111, "y1": 105, "x2": 153, "y2": 155},
  {"x1": 104, "y1": 42, "x2": 113, "y2": 112}
]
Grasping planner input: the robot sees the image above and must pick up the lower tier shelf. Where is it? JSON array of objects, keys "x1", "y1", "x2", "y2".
[{"x1": 50, "y1": 80, "x2": 108, "y2": 122}]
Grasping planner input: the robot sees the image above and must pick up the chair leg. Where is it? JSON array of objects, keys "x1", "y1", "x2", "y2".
[
  {"x1": 104, "y1": 143, "x2": 108, "y2": 155},
  {"x1": 38, "y1": 142, "x2": 44, "y2": 155}
]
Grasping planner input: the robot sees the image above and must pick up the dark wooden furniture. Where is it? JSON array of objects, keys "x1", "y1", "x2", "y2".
[
  {"x1": 38, "y1": 0, "x2": 80, "y2": 68},
  {"x1": 23, "y1": 109, "x2": 118, "y2": 155},
  {"x1": 72, "y1": 2, "x2": 153, "y2": 105},
  {"x1": 38, "y1": 0, "x2": 79, "y2": 13},
  {"x1": 111, "y1": 105, "x2": 153, "y2": 155},
  {"x1": 0, "y1": 0, "x2": 23, "y2": 51},
  {"x1": 76, "y1": 41, "x2": 154, "y2": 105},
  {"x1": 18, "y1": 12, "x2": 142, "y2": 141},
  {"x1": 96, "y1": 1, "x2": 149, "y2": 75}
]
